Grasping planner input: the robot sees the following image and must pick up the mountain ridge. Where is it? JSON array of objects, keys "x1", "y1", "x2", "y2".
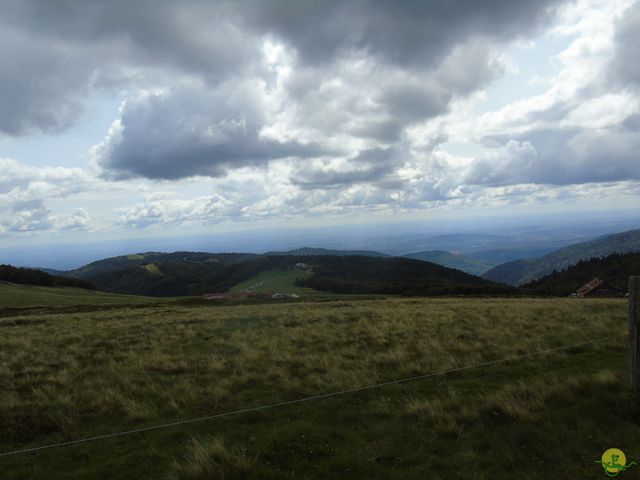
[
  {"x1": 483, "y1": 229, "x2": 640, "y2": 285},
  {"x1": 50, "y1": 251, "x2": 511, "y2": 297},
  {"x1": 401, "y1": 250, "x2": 493, "y2": 275}
]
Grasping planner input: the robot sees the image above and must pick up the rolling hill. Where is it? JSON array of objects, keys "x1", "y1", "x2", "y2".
[
  {"x1": 63, "y1": 251, "x2": 258, "y2": 278},
  {"x1": 54, "y1": 251, "x2": 512, "y2": 297},
  {"x1": 0, "y1": 264, "x2": 96, "y2": 290},
  {"x1": 483, "y1": 229, "x2": 640, "y2": 285},
  {"x1": 56, "y1": 252, "x2": 260, "y2": 296},
  {"x1": 296, "y1": 255, "x2": 513, "y2": 295}
]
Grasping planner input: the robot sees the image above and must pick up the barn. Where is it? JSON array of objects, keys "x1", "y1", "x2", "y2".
[{"x1": 575, "y1": 278, "x2": 625, "y2": 298}]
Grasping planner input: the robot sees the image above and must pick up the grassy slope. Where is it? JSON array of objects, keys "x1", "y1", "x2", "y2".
[
  {"x1": 0, "y1": 297, "x2": 636, "y2": 479},
  {"x1": 0, "y1": 282, "x2": 169, "y2": 308},
  {"x1": 229, "y1": 268, "x2": 314, "y2": 294}
]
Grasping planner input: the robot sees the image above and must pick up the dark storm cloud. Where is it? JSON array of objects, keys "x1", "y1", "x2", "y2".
[
  {"x1": 611, "y1": 1, "x2": 640, "y2": 88},
  {"x1": 0, "y1": 28, "x2": 91, "y2": 135},
  {"x1": 0, "y1": 0, "x2": 257, "y2": 136},
  {"x1": 2, "y1": 0, "x2": 256, "y2": 79},
  {"x1": 1, "y1": 0, "x2": 569, "y2": 181},
  {"x1": 96, "y1": 83, "x2": 333, "y2": 180},
  {"x1": 236, "y1": 0, "x2": 565, "y2": 67}
]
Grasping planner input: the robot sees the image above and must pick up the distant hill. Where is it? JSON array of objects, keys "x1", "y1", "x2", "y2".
[
  {"x1": 463, "y1": 247, "x2": 559, "y2": 267},
  {"x1": 483, "y1": 229, "x2": 640, "y2": 285},
  {"x1": 61, "y1": 252, "x2": 262, "y2": 297},
  {"x1": 55, "y1": 251, "x2": 512, "y2": 297},
  {"x1": 0, "y1": 264, "x2": 96, "y2": 290},
  {"x1": 520, "y1": 251, "x2": 640, "y2": 296},
  {"x1": 264, "y1": 247, "x2": 389, "y2": 257},
  {"x1": 64, "y1": 251, "x2": 258, "y2": 279},
  {"x1": 402, "y1": 250, "x2": 492, "y2": 275},
  {"x1": 296, "y1": 255, "x2": 513, "y2": 296}
]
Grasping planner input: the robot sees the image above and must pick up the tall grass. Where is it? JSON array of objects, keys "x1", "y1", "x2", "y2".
[{"x1": 0, "y1": 297, "x2": 634, "y2": 479}]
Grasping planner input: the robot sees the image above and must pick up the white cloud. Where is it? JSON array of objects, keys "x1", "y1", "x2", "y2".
[{"x1": 1, "y1": 0, "x2": 640, "y2": 243}]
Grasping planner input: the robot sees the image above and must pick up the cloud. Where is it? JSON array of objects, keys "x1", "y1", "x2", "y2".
[
  {"x1": 290, "y1": 148, "x2": 401, "y2": 189},
  {"x1": 464, "y1": 140, "x2": 539, "y2": 186},
  {"x1": 237, "y1": 0, "x2": 565, "y2": 68},
  {"x1": 444, "y1": 0, "x2": 640, "y2": 189},
  {"x1": 2, "y1": 202, "x2": 53, "y2": 233},
  {"x1": 0, "y1": 0, "x2": 260, "y2": 136},
  {"x1": 95, "y1": 81, "x2": 331, "y2": 180},
  {"x1": 119, "y1": 201, "x2": 168, "y2": 228},
  {"x1": 117, "y1": 193, "x2": 243, "y2": 229},
  {"x1": 611, "y1": 1, "x2": 640, "y2": 88},
  {"x1": 0, "y1": 158, "x2": 117, "y2": 235},
  {"x1": 0, "y1": 27, "x2": 95, "y2": 136},
  {"x1": 2, "y1": 0, "x2": 567, "y2": 185},
  {"x1": 5, "y1": 0, "x2": 640, "y2": 238},
  {"x1": 0, "y1": 158, "x2": 91, "y2": 202},
  {"x1": 59, "y1": 208, "x2": 91, "y2": 232},
  {"x1": 465, "y1": 117, "x2": 640, "y2": 187}
]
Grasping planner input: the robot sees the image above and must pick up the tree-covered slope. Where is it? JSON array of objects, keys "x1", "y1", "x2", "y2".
[
  {"x1": 55, "y1": 252, "x2": 513, "y2": 297},
  {"x1": 296, "y1": 255, "x2": 513, "y2": 295},
  {"x1": 0, "y1": 264, "x2": 96, "y2": 290},
  {"x1": 483, "y1": 229, "x2": 640, "y2": 285},
  {"x1": 520, "y1": 251, "x2": 640, "y2": 296},
  {"x1": 64, "y1": 251, "x2": 259, "y2": 279}
]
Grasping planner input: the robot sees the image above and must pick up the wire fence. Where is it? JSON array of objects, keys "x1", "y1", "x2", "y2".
[{"x1": 0, "y1": 333, "x2": 625, "y2": 458}]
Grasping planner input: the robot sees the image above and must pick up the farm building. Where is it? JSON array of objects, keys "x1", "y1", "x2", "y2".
[{"x1": 575, "y1": 278, "x2": 625, "y2": 298}]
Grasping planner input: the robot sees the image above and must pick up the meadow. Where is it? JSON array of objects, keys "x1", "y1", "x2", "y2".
[
  {"x1": 0, "y1": 295, "x2": 636, "y2": 479},
  {"x1": 0, "y1": 282, "x2": 174, "y2": 308},
  {"x1": 228, "y1": 268, "x2": 314, "y2": 295}
]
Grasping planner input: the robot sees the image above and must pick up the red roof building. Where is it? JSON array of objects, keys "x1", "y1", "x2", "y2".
[{"x1": 575, "y1": 278, "x2": 625, "y2": 298}]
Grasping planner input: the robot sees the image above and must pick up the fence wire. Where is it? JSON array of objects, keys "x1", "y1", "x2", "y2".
[{"x1": 0, "y1": 333, "x2": 624, "y2": 458}]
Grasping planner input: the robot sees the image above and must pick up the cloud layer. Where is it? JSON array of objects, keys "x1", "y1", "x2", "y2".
[{"x1": 1, "y1": 0, "x2": 640, "y2": 238}]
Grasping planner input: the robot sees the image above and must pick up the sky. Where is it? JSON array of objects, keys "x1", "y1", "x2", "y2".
[{"x1": 1, "y1": 0, "x2": 639, "y2": 248}]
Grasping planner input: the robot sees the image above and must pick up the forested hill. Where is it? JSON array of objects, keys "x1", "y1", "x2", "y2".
[
  {"x1": 53, "y1": 252, "x2": 513, "y2": 297},
  {"x1": 61, "y1": 252, "x2": 262, "y2": 297},
  {"x1": 520, "y1": 251, "x2": 640, "y2": 296},
  {"x1": 483, "y1": 229, "x2": 640, "y2": 285},
  {"x1": 0, "y1": 264, "x2": 96, "y2": 290},
  {"x1": 64, "y1": 252, "x2": 259, "y2": 279},
  {"x1": 295, "y1": 256, "x2": 513, "y2": 295}
]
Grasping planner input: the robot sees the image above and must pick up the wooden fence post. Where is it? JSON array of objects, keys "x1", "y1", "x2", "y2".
[{"x1": 630, "y1": 276, "x2": 640, "y2": 398}]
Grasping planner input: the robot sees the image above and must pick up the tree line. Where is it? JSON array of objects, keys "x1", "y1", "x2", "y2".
[{"x1": 0, "y1": 264, "x2": 97, "y2": 290}]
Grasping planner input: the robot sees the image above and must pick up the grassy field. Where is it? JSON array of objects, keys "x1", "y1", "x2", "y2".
[
  {"x1": 0, "y1": 282, "x2": 176, "y2": 308},
  {"x1": 229, "y1": 268, "x2": 315, "y2": 294},
  {"x1": 0, "y1": 297, "x2": 637, "y2": 479}
]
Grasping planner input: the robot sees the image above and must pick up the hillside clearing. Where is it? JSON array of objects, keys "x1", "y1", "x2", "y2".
[
  {"x1": 0, "y1": 297, "x2": 635, "y2": 479},
  {"x1": 229, "y1": 268, "x2": 315, "y2": 294}
]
